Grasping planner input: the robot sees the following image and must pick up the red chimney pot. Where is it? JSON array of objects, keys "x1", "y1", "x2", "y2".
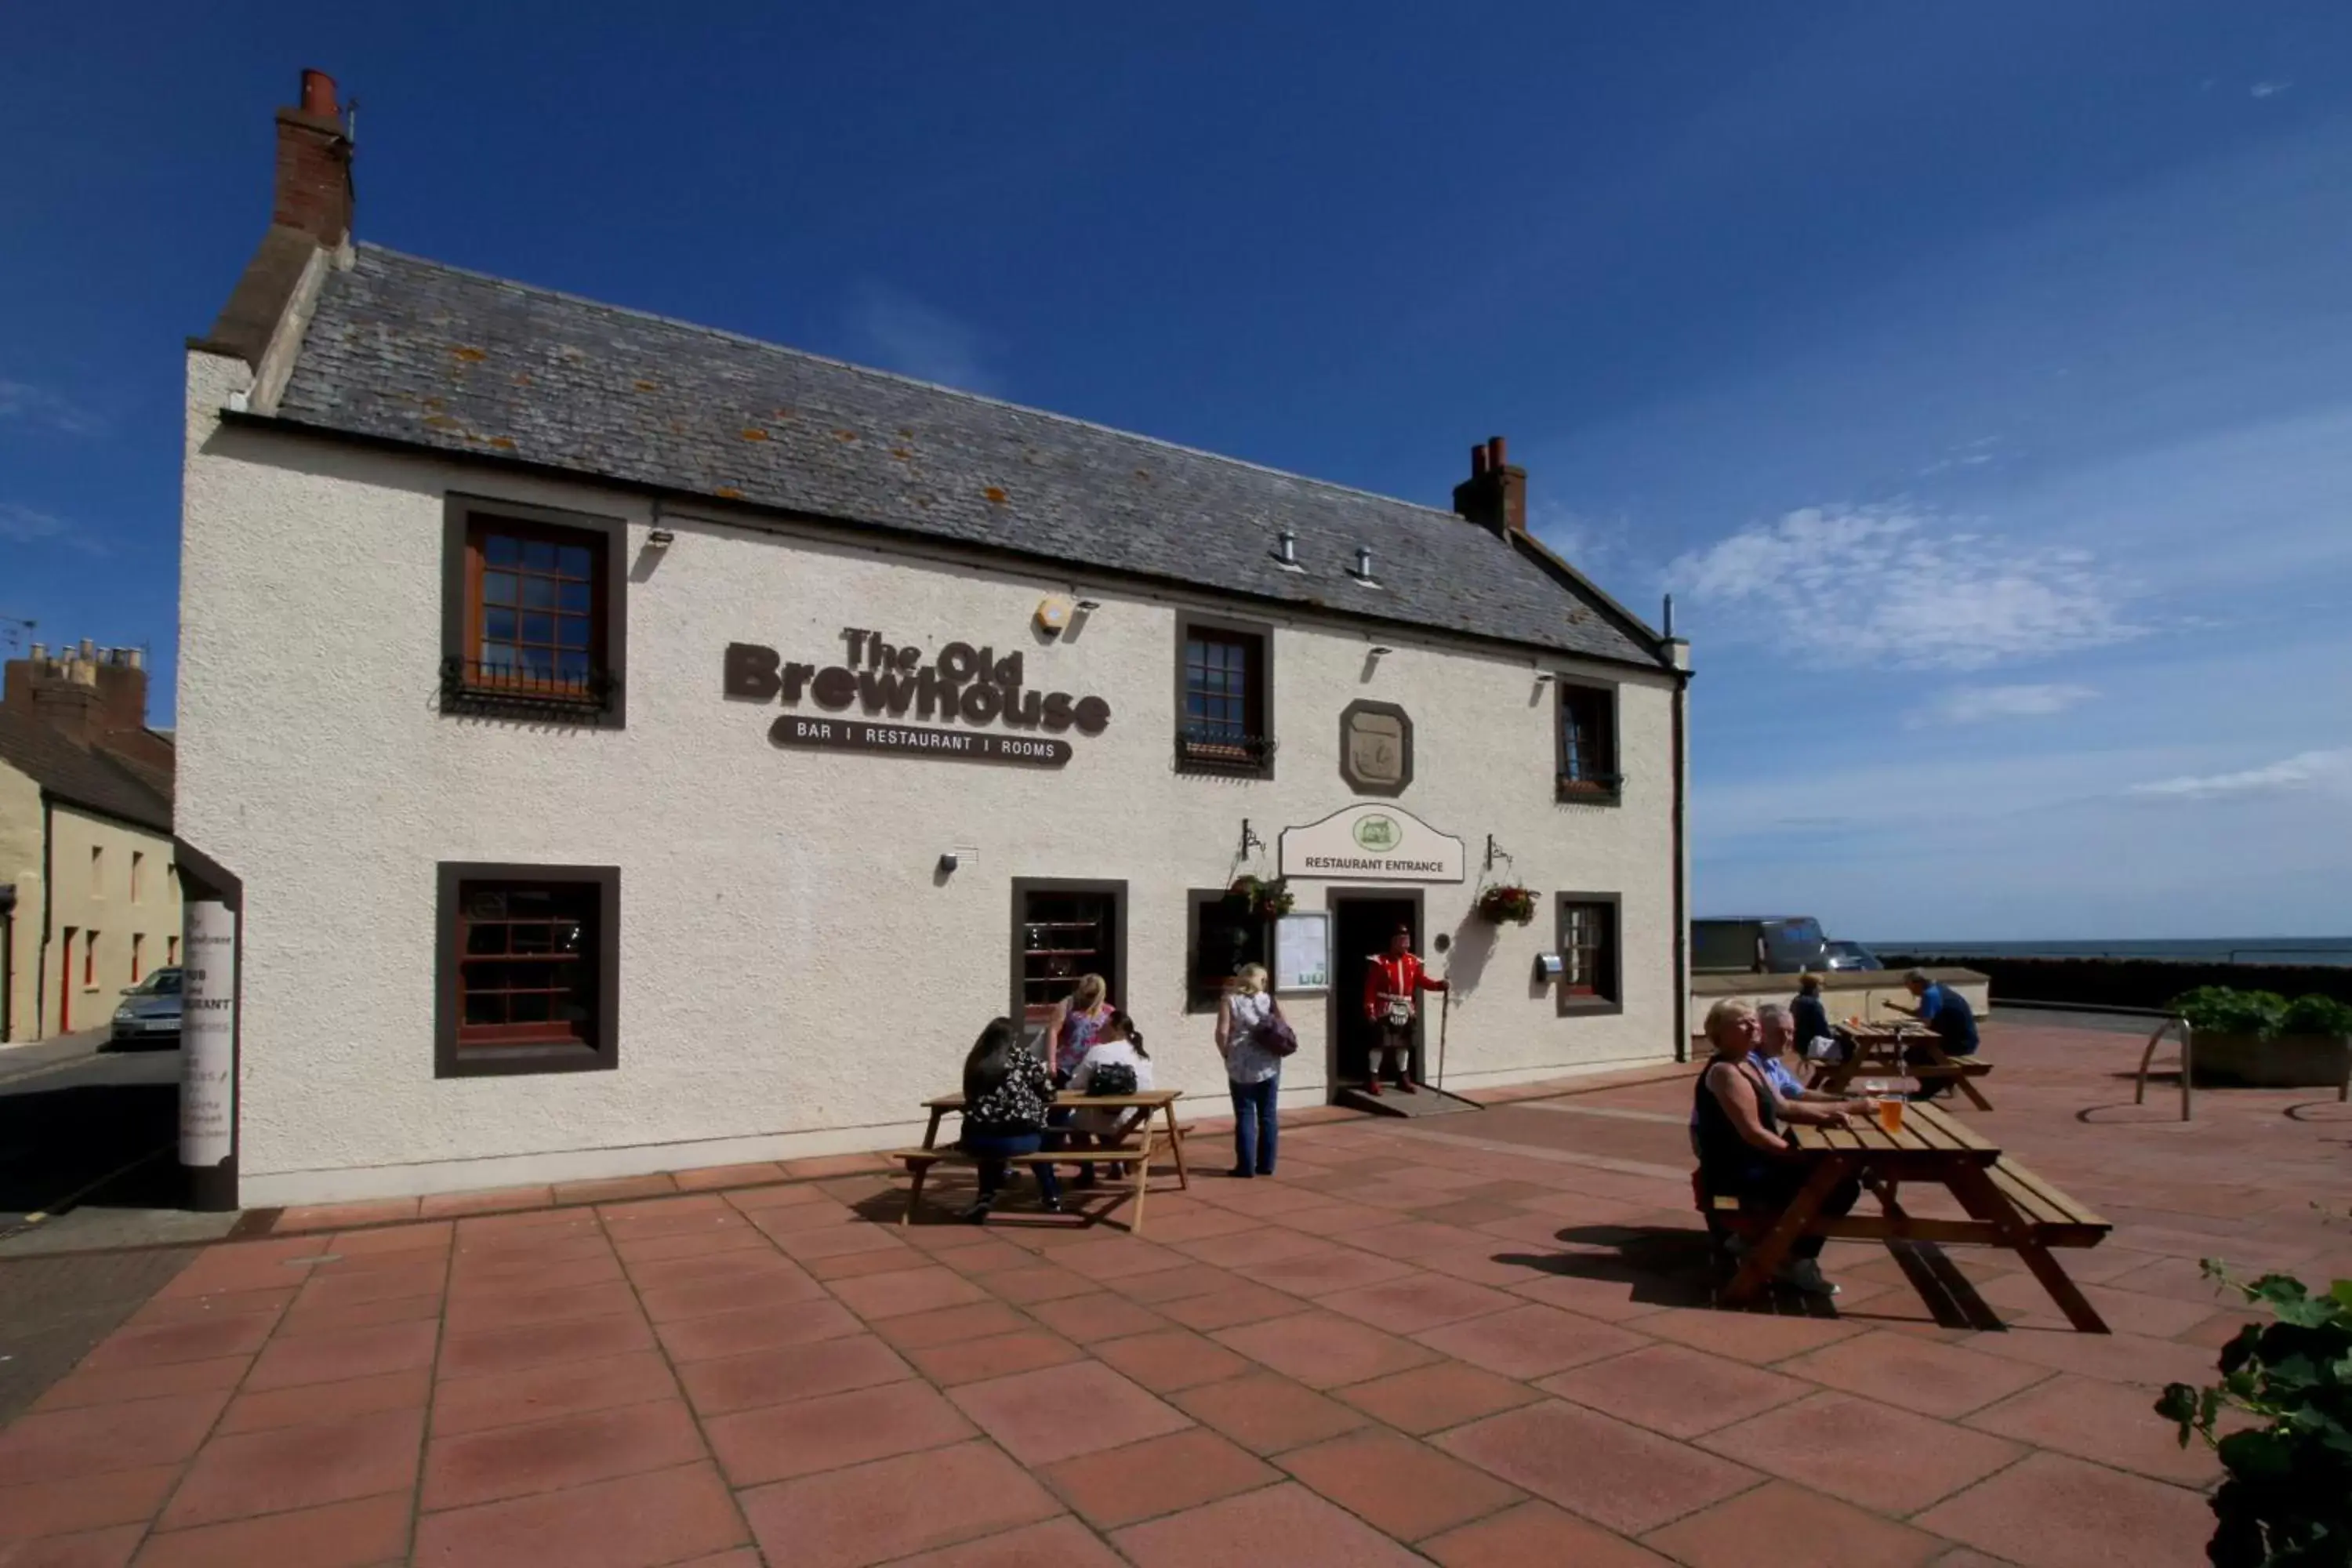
[
  {"x1": 1487, "y1": 436, "x2": 1508, "y2": 470},
  {"x1": 1469, "y1": 444, "x2": 1490, "y2": 477},
  {"x1": 300, "y1": 69, "x2": 338, "y2": 118}
]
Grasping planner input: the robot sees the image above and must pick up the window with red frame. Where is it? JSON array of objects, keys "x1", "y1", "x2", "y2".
[
  {"x1": 453, "y1": 880, "x2": 600, "y2": 1048},
  {"x1": 463, "y1": 520, "x2": 606, "y2": 699}
]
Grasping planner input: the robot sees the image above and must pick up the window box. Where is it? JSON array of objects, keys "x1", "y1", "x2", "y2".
[
  {"x1": 1555, "y1": 893, "x2": 1622, "y2": 1015},
  {"x1": 1175, "y1": 614, "x2": 1275, "y2": 779},
  {"x1": 436, "y1": 862, "x2": 619, "y2": 1077},
  {"x1": 441, "y1": 497, "x2": 630, "y2": 727}
]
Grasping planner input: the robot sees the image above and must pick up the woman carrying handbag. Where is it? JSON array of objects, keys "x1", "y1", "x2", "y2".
[{"x1": 1216, "y1": 964, "x2": 1294, "y2": 1178}]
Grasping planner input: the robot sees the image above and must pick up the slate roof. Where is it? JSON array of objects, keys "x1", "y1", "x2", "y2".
[
  {"x1": 270, "y1": 245, "x2": 1668, "y2": 669},
  {"x1": 0, "y1": 710, "x2": 174, "y2": 835}
]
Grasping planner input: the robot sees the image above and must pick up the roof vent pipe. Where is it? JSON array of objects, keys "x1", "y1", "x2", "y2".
[
  {"x1": 1353, "y1": 546, "x2": 1374, "y2": 579},
  {"x1": 1276, "y1": 528, "x2": 1297, "y2": 565},
  {"x1": 1662, "y1": 593, "x2": 1675, "y2": 638}
]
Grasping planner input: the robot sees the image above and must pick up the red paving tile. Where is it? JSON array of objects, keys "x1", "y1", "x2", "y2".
[
  {"x1": 670, "y1": 1160, "x2": 787, "y2": 1191},
  {"x1": 548, "y1": 1174, "x2": 677, "y2": 1206},
  {"x1": 676, "y1": 1334, "x2": 914, "y2": 1416},
  {"x1": 216, "y1": 1367, "x2": 432, "y2": 1436},
  {"x1": 158, "y1": 1406, "x2": 425, "y2": 1530},
  {"x1": 436, "y1": 1312, "x2": 656, "y2": 1381},
  {"x1": 1642, "y1": 1479, "x2": 1946, "y2": 1568},
  {"x1": 1414, "y1": 1303, "x2": 1652, "y2": 1379},
  {"x1": 1536, "y1": 1342, "x2": 1812, "y2": 1438},
  {"x1": 1111, "y1": 1480, "x2": 1434, "y2": 1568},
  {"x1": 1962, "y1": 1374, "x2": 2225, "y2": 1487},
  {"x1": 944, "y1": 1359, "x2": 1191, "y2": 1466},
  {"x1": 438, "y1": 1279, "x2": 638, "y2": 1335},
  {"x1": 869, "y1": 1301, "x2": 1033, "y2": 1350},
  {"x1": 417, "y1": 1185, "x2": 553, "y2": 1219},
  {"x1": 276, "y1": 1198, "x2": 421, "y2": 1232},
  {"x1": 651, "y1": 1298, "x2": 861, "y2": 1363},
  {"x1": 883, "y1": 1515, "x2": 1127, "y2": 1567},
  {"x1": 328, "y1": 1220, "x2": 453, "y2": 1256},
  {"x1": 1247, "y1": 1247, "x2": 1428, "y2": 1296},
  {"x1": 1635, "y1": 1306, "x2": 1867, "y2": 1363},
  {"x1": 410, "y1": 1460, "x2": 748, "y2": 1568},
  {"x1": 31, "y1": 1357, "x2": 251, "y2": 1414},
  {"x1": 1040, "y1": 1427, "x2": 1280, "y2": 1529},
  {"x1": 1278, "y1": 1425, "x2": 1526, "y2": 1541},
  {"x1": 1913, "y1": 1451, "x2": 2215, "y2": 1568},
  {"x1": 1211, "y1": 1310, "x2": 1442, "y2": 1389},
  {"x1": 1436, "y1": 1399, "x2": 1760, "y2": 1536},
  {"x1": 1958, "y1": 1326, "x2": 2222, "y2": 1389},
  {"x1": 243, "y1": 1320, "x2": 440, "y2": 1393},
  {"x1": 75, "y1": 1314, "x2": 281, "y2": 1374},
  {"x1": 1024, "y1": 1291, "x2": 1167, "y2": 1341},
  {"x1": 1420, "y1": 1499, "x2": 1673, "y2": 1567},
  {"x1": 902, "y1": 1330, "x2": 1087, "y2": 1387},
  {"x1": 826, "y1": 1264, "x2": 992, "y2": 1320},
  {"x1": 1330, "y1": 1360, "x2": 1542, "y2": 1436},
  {"x1": 0, "y1": 1465, "x2": 180, "y2": 1542},
  {"x1": 5, "y1": 1523, "x2": 145, "y2": 1566},
  {"x1": 1316, "y1": 1273, "x2": 1524, "y2": 1334},
  {"x1": 1171, "y1": 1373, "x2": 1371, "y2": 1455},
  {"x1": 705, "y1": 1377, "x2": 976, "y2": 1486},
  {"x1": 633, "y1": 1269, "x2": 826, "y2": 1323},
  {"x1": 1773, "y1": 1330, "x2": 2054, "y2": 1420},
  {"x1": 421, "y1": 1398, "x2": 704, "y2": 1510},
  {"x1": 132, "y1": 1491, "x2": 412, "y2": 1568},
  {"x1": 737, "y1": 1440, "x2": 1061, "y2": 1568},
  {"x1": 0, "y1": 1391, "x2": 234, "y2": 1485},
  {"x1": 1698, "y1": 1392, "x2": 2024, "y2": 1514},
  {"x1": 1158, "y1": 1281, "x2": 1312, "y2": 1332},
  {"x1": 1085, "y1": 1328, "x2": 1253, "y2": 1392},
  {"x1": 966, "y1": 1262, "x2": 1097, "y2": 1305},
  {"x1": 125, "y1": 1287, "x2": 299, "y2": 1330},
  {"x1": 430, "y1": 1351, "x2": 680, "y2": 1438}
]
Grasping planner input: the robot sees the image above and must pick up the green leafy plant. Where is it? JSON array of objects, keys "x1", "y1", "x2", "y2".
[
  {"x1": 2281, "y1": 994, "x2": 2352, "y2": 1037},
  {"x1": 1475, "y1": 884, "x2": 1537, "y2": 925},
  {"x1": 2155, "y1": 1264, "x2": 2352, "y2": 1566},
  {"x1": 1227, "y1": 875, "x2": 1294, "y2": 920},
  {"x1": 2171, "y1": 987, "x2": 2291, "y2": 1038}
]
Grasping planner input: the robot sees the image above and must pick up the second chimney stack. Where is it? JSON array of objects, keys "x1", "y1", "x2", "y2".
[
  {"x1": 274, "y1": 67, "x2": 355, "y2": 249},
  {"x1": 1452, "y1": 434, "x2": 1526, "y2": 537}
]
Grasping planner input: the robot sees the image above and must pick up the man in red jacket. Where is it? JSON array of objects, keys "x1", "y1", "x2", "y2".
[{"x1": 1363, "y1": 924, "x2": 1446, "y2": 1094}]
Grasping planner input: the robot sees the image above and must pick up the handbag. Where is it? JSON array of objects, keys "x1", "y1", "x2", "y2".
[
  {"x1": 1087, "y1": 1061, "x2": 1139, "y2": 1097},
  {"x1": 1257, "y1": 1012, "x2": 1299, "y2": 1058}
]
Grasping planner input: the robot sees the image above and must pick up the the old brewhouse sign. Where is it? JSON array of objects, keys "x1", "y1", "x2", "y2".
[{"x1": 724, "y1": 630, "x2": 1110, "y2": 768}]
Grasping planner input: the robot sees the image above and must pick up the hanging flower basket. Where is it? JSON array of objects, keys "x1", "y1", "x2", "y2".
[
  {"x1": 1229, "y1": 874, "x2": 1296, "y2": 920},
  {"x1": 1475, "y1": 884, "x2": 1538, "y2": 926}
]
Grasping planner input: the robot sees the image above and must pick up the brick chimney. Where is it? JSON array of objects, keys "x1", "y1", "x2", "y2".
[
  {"x1": 1451, "y1": 436, "x2": 1526, "y2": 537},
  {"x1": 274, "y1": 68, "x2": 354, "y2": 248},
  {"x1": 3, "y1": 643, "x2": 154, "y2": 754}
]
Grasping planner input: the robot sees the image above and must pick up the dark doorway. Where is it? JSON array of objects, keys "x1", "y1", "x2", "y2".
[
  {"x1": 1328, "y1": 891, "x2": 1424, "y2": 1094},
  {"x1": 1010, "y1": 880, "x2": 1126, "y2": 1059}
]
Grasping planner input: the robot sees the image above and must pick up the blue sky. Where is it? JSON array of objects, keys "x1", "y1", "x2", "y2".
[{"x1": 5, "y1": 3, "x2": 2347, "y2": 940}]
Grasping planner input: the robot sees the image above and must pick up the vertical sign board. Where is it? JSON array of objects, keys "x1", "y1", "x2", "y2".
[
  {"x1": 1275, "y1": 912, "x2": 1331, "y2": 993},
  {"x1": 180, "y1": 901, "x2": 237, "y2": 1186}
]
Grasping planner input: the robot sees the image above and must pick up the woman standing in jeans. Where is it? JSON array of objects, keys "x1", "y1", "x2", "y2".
[{"x1": 1217, "y1": 964, "x2": 1284, "y2": 1178}]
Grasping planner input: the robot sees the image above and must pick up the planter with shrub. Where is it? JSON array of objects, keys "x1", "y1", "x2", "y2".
[
  {"x1": 2170, "y1": 987, "x2": 2352, "y2": 1089},
  {"x1": 1227, "y1": 874, "x2": 1294, "y2": 920},
  {"x1": 1475, "y1": 884, "x2": 1537, "y2": 926}
]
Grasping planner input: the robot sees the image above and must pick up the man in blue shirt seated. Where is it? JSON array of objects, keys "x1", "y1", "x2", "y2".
[{"x1": 1886, "y1": 968, "x2": 1980, "y2": 1098}]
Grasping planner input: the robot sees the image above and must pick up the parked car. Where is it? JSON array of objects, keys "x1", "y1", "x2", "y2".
[
  {"x1": 1823, "y1": 940, "x2": 1886, "y2": 973},
  {"x1": 1691, "y1": 916, "x2": 1831, "y2": 975},
  {"x1": 110, "y1": 967, "x2": 184, "y2": 1047}
]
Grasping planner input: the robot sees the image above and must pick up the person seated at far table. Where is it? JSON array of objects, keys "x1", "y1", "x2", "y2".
[
  {"x1": 956, "y1": 1018, "x2": 1062, "y2": 1223},
  {"x1": 1061, "y1": 1011, "x2": 1155, "y2": 1185},
  {"x1": 1693, "y1": 999, "x2": 1859, "y2": 1298},
  {"x1": 1791, "y1": 973, "x2": 1841, "y2": 1063},
  {"x1": 1883, "y1": 968, "x2": 1980, "y2": 1098}
]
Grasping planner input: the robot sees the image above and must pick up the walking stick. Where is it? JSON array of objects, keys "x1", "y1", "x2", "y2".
[{"x1": 1435, "y1": 989, "x2": 1451, "y2": 1094}]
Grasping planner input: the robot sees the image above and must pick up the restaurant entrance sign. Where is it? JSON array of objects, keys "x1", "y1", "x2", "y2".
[{"x1": 1279, "y1": 804, "x2": 1466, "y2": 884}]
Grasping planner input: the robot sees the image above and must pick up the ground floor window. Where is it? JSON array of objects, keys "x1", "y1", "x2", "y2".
[
  {"x1": 1187, "y1": 887, "x2": 1272, "y2": 1011},
  {"x1": 167, "y1": 935, "x2": 179, "y2": 966},
  {"x1": 131, "y1": 933, "x2": 143, "y2": 983},
  {"x1": 82, "y1": 931, "x2": 97, "y2": 988},
  {"x1": 1011, "y1": 880, "x2": 1124, "y2": 1053},
  {"x1": 1557, "y1": 894, "x2": 1622, "y2": 1012},
  {"x1": 436, "y1": 863, "x2": 619, "y2": 1077}
]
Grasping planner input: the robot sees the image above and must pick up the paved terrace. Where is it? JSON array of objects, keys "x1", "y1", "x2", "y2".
[{"x1": 2, "y1": 1022, "x2": 2344, "y2": 1567}]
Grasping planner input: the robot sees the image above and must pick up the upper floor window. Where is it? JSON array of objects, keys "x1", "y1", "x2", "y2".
[
  {"x1": 90, "y1": 845, "x2": 104, "y2": 897},
  {"x1": 1557, "y1": 681, "x2": 1620, "y2": 802},
  {"x1": 131, "y1": 850, "x2": 144, "y2": 902},
  {"x1": 440, "y1": 498, "x2": 629, "y2": 726},
  {"x1": 1176, "y1": 614, "x2": 1275, "y2": 778}
]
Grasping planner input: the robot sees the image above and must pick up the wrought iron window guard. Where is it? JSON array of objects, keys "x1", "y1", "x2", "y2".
[
  {"x1": 1175, "y1": 725, "x2": 1278, "y2": 775},
  {"x1": 439, "y1": 656, "x2": 618, "y2": 719},
  {"x1": 1555, "y1": 771, "x2": 1624, "y2": 800}
]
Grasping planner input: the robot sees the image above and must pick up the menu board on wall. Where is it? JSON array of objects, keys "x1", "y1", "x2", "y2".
[
  {"x1": 180, "y1": 901, "x2": 236, "y2": 1167},
  {"x1": 1276, "y1": 912, "x2": 1330, "y2": 993}
]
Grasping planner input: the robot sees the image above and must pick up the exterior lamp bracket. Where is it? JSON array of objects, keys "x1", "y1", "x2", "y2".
[
  {"x1": 1240, "y1": 820, "x2": 1265, "y2": 860},
  {"x1": 1484, "y1": 835, "x2": 1513, "y2": 872}
]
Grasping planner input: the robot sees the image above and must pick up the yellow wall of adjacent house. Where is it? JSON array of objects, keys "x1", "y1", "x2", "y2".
[
  {"x1": 0, "y1": 766, "x2": 181, "y2": 1042},
  {"x1": 0, "y1": 759, "x2": 40, "y2": 1043}
]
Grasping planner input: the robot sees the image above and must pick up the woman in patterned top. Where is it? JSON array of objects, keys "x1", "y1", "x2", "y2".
[
  {"x1": 1044, "y1": 975, "x2": 1116, "y2": 1189},
  {"x1": 1217, "y1": 964, "x2": 1287, "y2": 1178},
  {"x1": 956, "y1": 1018, "x2": 1062, "y2": 1223}
]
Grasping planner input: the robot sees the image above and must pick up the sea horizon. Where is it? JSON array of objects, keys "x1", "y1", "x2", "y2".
[{"x1": 1866, "y1": 936, "x2": 2352, "y2": 967}]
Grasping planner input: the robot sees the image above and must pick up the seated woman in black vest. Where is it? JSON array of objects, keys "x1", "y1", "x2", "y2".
[
  {"x1": 957, "y1": 1018, "x2": 1063, "y2": 1223},
  {"x1": 1694, "y1": 998, "x2": 1860, "y2": 1298}
]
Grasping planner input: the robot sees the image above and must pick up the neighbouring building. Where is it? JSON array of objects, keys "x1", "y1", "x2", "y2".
[
  {"x1": 179, "y1": 72, "x2": 1693, "y2": 1205},
  {"x1": 0, "y1": 643, "x2": 180, "y2": 1042}
]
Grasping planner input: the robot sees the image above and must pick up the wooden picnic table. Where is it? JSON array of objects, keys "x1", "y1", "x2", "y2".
[
  {"x1": 919, "y1": 1088, "x2": 1191, "y2": 1191},
  {"x1": 1809, "y1": 1022, "x2": 1994, "y2": 1110},
  {"x1": 1717, "y1": 1100, "x2": 2111, "y2": 1331}
]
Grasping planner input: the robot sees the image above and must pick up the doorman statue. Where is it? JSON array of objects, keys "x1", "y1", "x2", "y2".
[{"x1": 1363, "y1": 923, "x2": 1446, "y2": 1095}]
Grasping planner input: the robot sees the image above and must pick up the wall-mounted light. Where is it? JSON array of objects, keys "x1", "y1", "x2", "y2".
[
  {"x1": 647, "y1": 528, "x2": 677, "y2": 548},
  {"x1": 1370, "y1": 645, "x2": 1395, "y2": 658},
  {"x1": 1076, "y1": 599, "x2": 1101, "y2": 612},
  {"x1": 1532, "y1": 671, "x2": 1555, "y2": 685},
  {"x1": 1534, "y1": 953, "x2": 1565, "y2": 982},
  {"x1": 936, "y1": 851, "x2": 960, "y2": 875}
]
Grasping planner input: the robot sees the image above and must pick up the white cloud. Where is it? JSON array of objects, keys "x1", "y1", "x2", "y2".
[
  {"x1": 1925, "y1": 683, "x2": 2098, "y2": 725},
  {"x1": 846, "y1": 285, "x2": 1000, "y2": 396},
  {"x1": 2251, "y1": 80, "x2": 2292, "y2": 99},
  {"x1": 2125, "y1": 747, "x2": 2352, "y2": 801},
  {"x1": 0, "y1": 379, "x2": 100, "y2": 435},
  {"x1": 1667, "y1": 503, "x2": 2140, "y2": 670},
  {"x1": 0, "y1": 503, "x2": 103, "y2": 554}
]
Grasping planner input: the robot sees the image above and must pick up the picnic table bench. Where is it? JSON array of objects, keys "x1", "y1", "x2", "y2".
[
  {"x1": 887, "y1": 1089, "x2": 1189, "y2": 1230},
  {"x1": 1700, "y1": 1099, "x2": 2112, "y2": 1331},
  {"x1": 1809, "y1": 1022, "x2": 1994, "y2": 1110}
]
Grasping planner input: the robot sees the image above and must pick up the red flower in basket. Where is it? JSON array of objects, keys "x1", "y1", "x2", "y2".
[{"x1": 1475, "y1": 885, "x2": 1538, "y2": 926}]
